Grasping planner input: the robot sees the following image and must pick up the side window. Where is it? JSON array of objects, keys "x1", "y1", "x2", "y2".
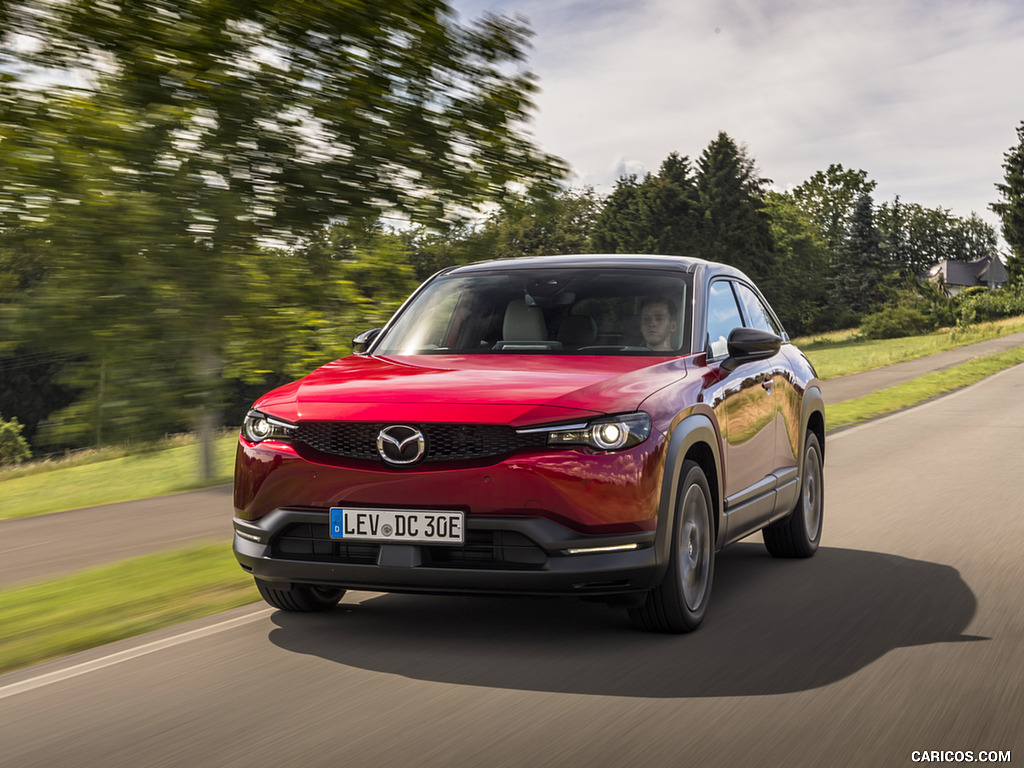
[
  {"x1": 706, "y1": 280, "x2": 744, "y2": 358},
  {"x1": 734, "y1": 283, "x2": 782, "y2": 336}
]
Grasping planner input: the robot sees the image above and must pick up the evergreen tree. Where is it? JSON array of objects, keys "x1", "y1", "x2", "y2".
[
  {"x1": 637, "y1": 153, "x2": 702, "y2": 256},
  {"x1": 833, "y1": 193, "x2": 886, "y2": 315},
  {"x1": 694, "y1": 132, "x2": 775, "y2": 283},
  {"x1": 991, "y1": 120, "x2": 1024, "y2": 285},
  {"x1": 590, "y1": 174, "x2": 650, "y2": 253},
  {"x1": 591, "y1": 154, "x2": 701, "y2": 255}
]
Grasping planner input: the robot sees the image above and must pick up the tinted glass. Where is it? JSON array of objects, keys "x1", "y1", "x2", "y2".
[
  {"x1": 374, "y1": 268, "x2": 692, "y2": 356},
  {"x1": 734, "y1": 282, "x2": 782, "y2": 336},
  {"x1": 706, "y1": 280, "x2": 743, "y2": 358}
]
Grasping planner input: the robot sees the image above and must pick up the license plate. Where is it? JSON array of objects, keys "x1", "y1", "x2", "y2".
[{"x1": 330, "y1": 508, "x2": 464, "y2": 545}]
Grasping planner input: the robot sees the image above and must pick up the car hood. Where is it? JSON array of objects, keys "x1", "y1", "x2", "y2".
[{"x1": 255, "y1": 354, "x2": 689, "y2": 427}]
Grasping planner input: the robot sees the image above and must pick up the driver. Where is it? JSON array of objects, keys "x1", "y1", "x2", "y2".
[{"x1": 640, "y1": 297, "x2": 678, "y2": 351}]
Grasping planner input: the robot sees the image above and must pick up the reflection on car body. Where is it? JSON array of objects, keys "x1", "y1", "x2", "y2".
[{"x1": 233, "y1": 254, "x2": 825, "y2": 632}]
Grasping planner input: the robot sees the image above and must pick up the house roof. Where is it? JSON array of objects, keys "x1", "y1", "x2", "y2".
[{"x1": 927, "y1": 256, "x2": 1007, "y2": 287}]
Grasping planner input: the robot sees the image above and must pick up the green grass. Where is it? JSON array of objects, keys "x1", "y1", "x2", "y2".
[
  {"x1": 0, "y1": 433, "x2": 238, "y2": 520},
  {"x1": 826, "y1": 345, "x2": 1024, "y2": 428},
  {"x1": 795, "y1": 316, "x2": 1024, "y2": 379},
  {"x1": 0, "y1": 542, "x2": 260, "y2": 675}
]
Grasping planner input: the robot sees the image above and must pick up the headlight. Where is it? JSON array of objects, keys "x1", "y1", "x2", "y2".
[
  {"x1": 518, "y1": 413, "x2": 651, "y2": 452},
  {"x1": 242, "y1": 410, "x2": 297, "y2": 444}
]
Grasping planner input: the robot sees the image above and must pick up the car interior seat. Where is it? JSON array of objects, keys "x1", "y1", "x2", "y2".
[{"x1": 502, "y1": 298, "x2": 547, "y2": 341}]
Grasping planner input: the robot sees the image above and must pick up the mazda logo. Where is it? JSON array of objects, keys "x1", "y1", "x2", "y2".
[{"x1": 377, "y1": 425, "x2": 426, "y2": 466}]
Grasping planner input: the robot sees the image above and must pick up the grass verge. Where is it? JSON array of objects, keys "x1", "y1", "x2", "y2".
[
  {"x1": 827, "y1": 345, "x2": 1024, "y2": 429},
  {"x1": 0, "y1": 542, "x2": 259, "y2": 675},
  {"x1": 796, "y1": 316, "x2": 1024, "y2": 379},
  {"x1": 0, "y1": 433, "x2": 238, "y2": 521}
]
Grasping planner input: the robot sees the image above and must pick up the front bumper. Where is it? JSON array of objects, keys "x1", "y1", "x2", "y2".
[{"x1": 233, "y1": 509, "x2": 663, "y2": 597}]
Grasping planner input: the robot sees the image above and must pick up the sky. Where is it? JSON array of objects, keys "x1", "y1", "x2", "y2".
[{"x1": 454, "y1": 0, "x2": 1024, "y2": 234}]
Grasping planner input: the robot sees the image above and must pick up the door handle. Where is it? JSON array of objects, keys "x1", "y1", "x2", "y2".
[{"x1": 761, "y1": 379, "x2": 773, "y2": 394}]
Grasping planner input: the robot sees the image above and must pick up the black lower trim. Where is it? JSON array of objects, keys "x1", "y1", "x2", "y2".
[{"x1": 233, "y1": 509, "x2": 660, "y2": 597}]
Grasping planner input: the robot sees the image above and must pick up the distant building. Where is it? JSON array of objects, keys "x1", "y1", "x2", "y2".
[{"x1": 926, "y1": 256, "x2": 1008, "y2": 296}]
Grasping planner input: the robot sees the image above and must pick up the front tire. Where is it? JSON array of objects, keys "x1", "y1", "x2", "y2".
[
  {"x1": 255, "y1": 579, "x2": 345, "y2": 612},
  {"x1": 629, "y1": 460, "x2": 715, "y2": 633},
  {"x1": 763, "y1": 432, "x2": 823, "y2": 558}
]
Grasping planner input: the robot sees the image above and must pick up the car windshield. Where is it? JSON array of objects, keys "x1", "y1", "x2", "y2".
[{"x1": 374, "y1": 268, "x2": 692, "y2": 356}]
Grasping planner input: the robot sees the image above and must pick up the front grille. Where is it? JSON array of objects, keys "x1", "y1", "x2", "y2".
[
  {"x1": 270, "y1": 523, "x2": 547, "y2": 570},
  {"x1": 295, "y1": 422, "x2": 546, "y2": 463}
]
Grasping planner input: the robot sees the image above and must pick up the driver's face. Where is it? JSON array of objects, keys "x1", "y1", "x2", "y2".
[{"x1": 641, "y1": 302, "x2": 677, "y2": 350}]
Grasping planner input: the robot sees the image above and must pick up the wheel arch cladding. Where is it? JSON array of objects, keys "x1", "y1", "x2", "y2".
[
  {"x1": 657, "y1": 413, "x2": 724, "y2": 571},
  {"x1": 801, "y1": 385, "x2": 826, "y2": 462}
]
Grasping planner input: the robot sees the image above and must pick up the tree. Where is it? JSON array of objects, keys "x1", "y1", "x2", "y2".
[
  {"x1": 991, "y1": 120, "x2": 1024, "y2": 285},
  {"x1": 638, "y1": 153, "x2": 702, "y2": 256},
  {"x1": 0, "y1": 231, "x2": 80, "y2": 450},
  {"x1": 0, "y1": 413, "x2": 32, "y2": 465},
  {"x1": 482, "y1": 186, "x2": 602, "y2": 261},
  {"x1": 0, "y1": 0, "x2": 563, "y2": 478},
  {"x1": 761, "y1": 192, "x2": 829, "y2": 334},
  {"x1": 404, "y1": 186, "x2": 600, "y2": 279},
  {"x1": 792, "y1": 164, "x2": 877, "y2": 252},
  {"x1": 833, "y1": 193, "x2": 886, "y2": 315},
  {"x1": 590, "y1": 174, "x2": 649, "y2": 253},
  {"x1": 694, "y1": 132, "x2": 774, "y2": 284},
  {"x1": 590, "y1": 153, "x2": 701, "y2": 256},
  {"x1": 877, "y1": 199, "x2": 1000, "y2": 279},
  {"x1": 403, "y1": 220, "x2": 485, "y2": 281},
  {"x1": 591, "y1": 136, "x2": 775, "y2": 286}
]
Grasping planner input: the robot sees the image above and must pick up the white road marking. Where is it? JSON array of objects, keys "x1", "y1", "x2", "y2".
[{"x1": 0, "y1": 607, "x2": 273, "y2": 701}]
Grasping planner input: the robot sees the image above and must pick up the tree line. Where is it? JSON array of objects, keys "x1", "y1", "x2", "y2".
[{"x1": 1, "y1": 1, "x2": 1023, "y2": 468}]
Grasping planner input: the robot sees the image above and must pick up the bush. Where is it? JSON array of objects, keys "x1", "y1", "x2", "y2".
[
  {"x1": 860, "y1": 305, "x2": 936, "y2": 339},
  {"x1": 0, "y1": 414, "x2": 32, "y2": 466},
  {"x1": 953, "y1": 286, "x2": 1024, "y2": 327}
]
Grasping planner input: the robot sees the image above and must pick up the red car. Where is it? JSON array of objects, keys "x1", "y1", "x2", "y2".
[{"x1": 233, "y1": 254, "x2": 825, "y2": 632}]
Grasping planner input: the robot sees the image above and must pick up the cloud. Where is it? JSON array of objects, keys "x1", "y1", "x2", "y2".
[{"x1": 457, "y1": 0, "x2": 1024, "y2": 230}]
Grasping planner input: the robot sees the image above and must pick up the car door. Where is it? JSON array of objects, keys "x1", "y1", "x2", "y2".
[
  {"x1": 731, "y1": 281, "x2": 801, "y2": 518},
  {"x1": 704, "y1": 279, "x2": 777, "y2": 541}
]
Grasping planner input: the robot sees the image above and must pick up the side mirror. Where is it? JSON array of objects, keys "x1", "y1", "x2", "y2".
[
  {"x1": 725, "y1": 327, "x2": 782, "y2": 368},
  {"x1": 352, "y1": 328, "x2": 382, "y2": 354}
]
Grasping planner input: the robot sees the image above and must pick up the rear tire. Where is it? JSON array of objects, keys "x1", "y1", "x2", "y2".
[
  {"x1": 255, "y1": 579, "x2": 345, "y2": 612},
  {"x1": 763, "y1": 432, "x2": 823, "y2": 558},
  {"x1": 629, "y1": 460, "x2": 714, "y2": 633}
]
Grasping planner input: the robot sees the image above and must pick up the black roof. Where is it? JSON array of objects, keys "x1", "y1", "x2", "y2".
[{"x1": 928, "y1": 256, "x2": 1008, "y2": 287}]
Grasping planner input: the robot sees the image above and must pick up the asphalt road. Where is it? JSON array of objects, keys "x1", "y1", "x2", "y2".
[
  {"x1": 0, "y1": 484, "x2": 235, "y2": 588},
  {"x1": 1, "y1": 363, "x2": 1022, "y2": 767}
]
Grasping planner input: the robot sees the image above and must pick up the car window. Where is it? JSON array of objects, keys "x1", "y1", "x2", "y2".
[
  {"x1": 706, "y1": 280, "x2": 743, "y2": 358},
  {"x1": 734, "y1": 282, "x2": 782, "y2": 336},
  {"x1": 373, "y1": 268, "x2": 692, "y2": 356}
]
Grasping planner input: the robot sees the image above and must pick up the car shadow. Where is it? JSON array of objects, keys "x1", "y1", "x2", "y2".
[{"x1": 266, "y1": 544, "x2": 983, "y2": 698}]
